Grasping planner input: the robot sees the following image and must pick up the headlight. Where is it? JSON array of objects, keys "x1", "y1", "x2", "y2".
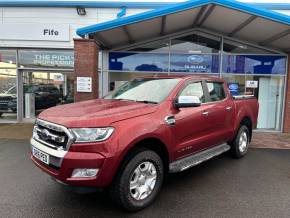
[{"x1": 70, "y1": 127, "x2": 114, "y2": 143}]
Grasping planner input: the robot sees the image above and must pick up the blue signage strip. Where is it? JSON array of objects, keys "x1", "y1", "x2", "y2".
[
  {"x1": 222, "y1": 55, "x2": 287, "y2": 75},
  {"x1": 109, "y1": 52, "x2": 169, "y2": 73},
  {"x1": 110, "y1": 52, "x2": 287, "y2": 75},
  {"x1": 109, "y1": 52, "x2": 220, "y2": 74}
]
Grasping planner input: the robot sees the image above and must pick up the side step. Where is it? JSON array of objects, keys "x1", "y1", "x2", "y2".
[{"x1": 169, "y1": 143, "x2": 230, "y2": 173}]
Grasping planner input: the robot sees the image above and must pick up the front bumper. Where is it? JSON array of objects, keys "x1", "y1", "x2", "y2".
[{"x1": 30, "y1": 138, "x2": 109, "y2": 187}]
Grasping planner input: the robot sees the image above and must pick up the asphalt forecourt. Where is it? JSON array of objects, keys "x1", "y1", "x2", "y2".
[{"x1": 0, "y1": 139, "x2": 289, "y2": 217}]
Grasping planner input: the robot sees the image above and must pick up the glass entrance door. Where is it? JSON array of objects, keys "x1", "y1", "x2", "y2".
[
  {"x1": 22, "y1": 71, "x2": 74, "y2": 120},
  {"x1": 257, "y1": 77, "x2": 284, "y2": 130}
]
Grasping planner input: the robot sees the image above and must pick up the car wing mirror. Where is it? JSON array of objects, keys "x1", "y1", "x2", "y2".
[{"x1": 174, "y1": 96, "x2": 201, "y2": 108}]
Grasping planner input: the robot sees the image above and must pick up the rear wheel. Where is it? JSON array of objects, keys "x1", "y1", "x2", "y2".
[
  {"x1": 110, "y1": 149, "x2": 164, "y2": 212},
  {"x1": 230, "y1": 125, "x2": 250, "y2": 158},
  {"x1": 0, "y1": 112, "x2": 2, "y2": 117}
]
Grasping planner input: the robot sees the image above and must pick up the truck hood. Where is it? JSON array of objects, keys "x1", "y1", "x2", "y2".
[{"x1": 38, "y1": 99, "x2": 158, "y2": 128}]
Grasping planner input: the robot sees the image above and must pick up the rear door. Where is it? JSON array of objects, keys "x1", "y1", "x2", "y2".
[{"x1": 203, "y1": 81, "x2": 235, "y2": 146}]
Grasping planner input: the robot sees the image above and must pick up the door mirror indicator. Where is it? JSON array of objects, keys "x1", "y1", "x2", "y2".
[{"x1": 174, "y1": 96, "x2": 201, "y2": 108}]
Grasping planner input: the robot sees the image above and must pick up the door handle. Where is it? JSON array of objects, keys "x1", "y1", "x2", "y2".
[
  {"x1": 226, "y1": 106, "x2": 232, "y2": 111},
  {"x1": 202, "y1": 111, "x2": 209, "y2": 116}
]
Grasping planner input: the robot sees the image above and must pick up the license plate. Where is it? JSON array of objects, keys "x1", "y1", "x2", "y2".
[{"x1": 32, "y1": 147, "x2": 49, "y2": 165}]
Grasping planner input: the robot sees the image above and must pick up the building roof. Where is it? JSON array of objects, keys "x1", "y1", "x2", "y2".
[
  {"x1": 76, "y1": 0, "x2": 290, "y2": 52},
  {"x1": 0, "y1": 1, "x2": 290, "y2": 10}
]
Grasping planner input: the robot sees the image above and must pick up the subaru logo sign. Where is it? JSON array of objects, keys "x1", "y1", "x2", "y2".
[{"x1": 187, "y1": 55, "x2": 204, "y2": 64}]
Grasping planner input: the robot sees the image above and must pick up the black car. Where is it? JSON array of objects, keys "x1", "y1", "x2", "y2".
[
  {"x1": 0, "y1": 86, "x2": 17, "y2": 116},
  {"x1": 0, "y1": 84, "x2": 61, "y2": 117}
]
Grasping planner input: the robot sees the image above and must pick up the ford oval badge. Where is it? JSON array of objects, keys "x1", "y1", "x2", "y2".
[{"x1": 229, "y1": 83, "x2": 239, "y2": 90}]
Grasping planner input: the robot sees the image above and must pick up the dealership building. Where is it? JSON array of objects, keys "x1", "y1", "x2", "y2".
[{"x1": 1, "y1": 0, "x2": 290, "y2": 133}]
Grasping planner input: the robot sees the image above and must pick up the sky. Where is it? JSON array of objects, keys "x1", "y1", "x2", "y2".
[{"x1": 19, "y1": 0, "x2": 290, "y2": 3}]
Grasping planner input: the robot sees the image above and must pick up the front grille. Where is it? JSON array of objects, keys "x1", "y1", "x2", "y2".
[{"x1": 33, "y1": 119, "x2": 74, "y2": 151}]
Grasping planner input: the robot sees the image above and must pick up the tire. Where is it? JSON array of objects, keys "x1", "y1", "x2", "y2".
[
  {"x1": 110, "y1": 148, "x2": 164, "y2": 212},
  {"x1": 0, "y1": 112, "x2": 2, "y2": 117},
  {"x1": 230, "y1": 125, "x2": 250, "y2": 158}
]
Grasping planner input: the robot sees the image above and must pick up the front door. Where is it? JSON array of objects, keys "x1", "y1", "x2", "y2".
[{"x1": 171, "y1": 81, "x2": 213, "y2": 159}]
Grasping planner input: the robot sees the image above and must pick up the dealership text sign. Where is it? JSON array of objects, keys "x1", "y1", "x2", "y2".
[
  {"x1": 18, "y1": 50, "x2": 74, "y2": 68},
  {"x1": 0, "y1": 24, "x2": 70, "y2": 41},
  {"x1": 33, "y1": 54, "x2": 74, "y2": 67}
]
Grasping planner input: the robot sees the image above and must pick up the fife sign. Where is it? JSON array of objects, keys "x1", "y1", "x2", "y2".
[{"x1": 0, "y1": 24, "x2": 70, "y2": 41}]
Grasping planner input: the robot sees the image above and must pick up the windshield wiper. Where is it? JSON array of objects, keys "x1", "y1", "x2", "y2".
[
  {"x1": 114, "y1": 98, "x2": 135, "y2": 102},
  {"x1": 135, "y1": 100, "x2": 158, "y2": 104},
  {"x1": 113, "y1": 98, "x2": 158, "y2": 104}
]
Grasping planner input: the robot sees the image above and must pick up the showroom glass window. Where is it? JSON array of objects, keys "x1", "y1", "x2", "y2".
[
  {"x1": 0, "y1": 49, "x2": 17, "y2": 121},
  {"x1": 108, "y1": 38, "x2": 170, "y2": 91},
  {"x1": 170, "y1": 32, "x2": 221, "y2": 74},
  {"x1": 18, "y1": 49, "x2": 75, "y2": 119},
  {"x1": 222, "y1": 39, "x2": 287, "y2": 131}
]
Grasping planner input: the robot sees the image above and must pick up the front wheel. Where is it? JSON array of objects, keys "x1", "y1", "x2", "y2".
[
  {"x1": 230, "y1": 125, "x2": 250, "y2": 158},
  {"x1": 110, "y1": 149, "x2": 164, "y2": 212}
]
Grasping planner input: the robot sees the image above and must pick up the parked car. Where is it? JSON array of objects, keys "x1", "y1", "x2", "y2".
[
  {"x1": 61, "y1": 91, "x2": 74, "y2": 104},
  {"x1": 30, "y1": 76, "x2": 258, "y2": 211},
  {"x1": 0, "y1": 84, "x2": 61, "y2": 117},
  {"x1": 0, "y1": 86, "x2": 17, "y2": 117}
]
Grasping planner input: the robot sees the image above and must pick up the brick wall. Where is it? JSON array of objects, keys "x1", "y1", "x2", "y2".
[
  {"x1": 283, "y1": 54, "x2": 290, "y2": 133},
  {"x1": 74, "y1": 38, "x2": 99, "y2": 102}
]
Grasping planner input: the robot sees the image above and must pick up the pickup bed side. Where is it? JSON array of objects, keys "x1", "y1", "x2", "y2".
[{"x1": 231, "y1": 98, "x2": 259, "y2": 142}]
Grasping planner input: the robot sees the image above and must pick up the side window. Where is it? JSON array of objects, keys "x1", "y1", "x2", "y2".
[
  {"x1": 206, "y1": 82, "x2": 226, "y2": 102},
  {"x1": 179, "y1": 82, "x2": 205, "y2": 103}
]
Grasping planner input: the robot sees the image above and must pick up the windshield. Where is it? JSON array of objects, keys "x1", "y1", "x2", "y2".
[{"x1": 105, "y1": 78, "x2": 180, "y2": 104}]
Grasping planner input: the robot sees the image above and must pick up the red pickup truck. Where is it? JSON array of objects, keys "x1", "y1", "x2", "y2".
[{"x1": 31, "y1": 75, "x2": 258, "y2": 211}]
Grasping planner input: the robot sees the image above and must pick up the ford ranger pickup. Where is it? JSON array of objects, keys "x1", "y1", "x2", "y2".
[{"x1": 30, "y1": 75, "x2": 259, "y2": 211}]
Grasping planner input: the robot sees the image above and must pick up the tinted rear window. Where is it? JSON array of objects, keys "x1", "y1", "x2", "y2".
[{"x1": 206, "y1": 82, "x2": 226, "y2": 102}]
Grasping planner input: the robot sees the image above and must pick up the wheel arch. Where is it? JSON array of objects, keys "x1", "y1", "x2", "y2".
[
  {"x1": 239, "y1": 116, "x2": 253, "y2": 142},
  {"x1": 117, "y1": 137, "x2": 170, "y2": 177}
]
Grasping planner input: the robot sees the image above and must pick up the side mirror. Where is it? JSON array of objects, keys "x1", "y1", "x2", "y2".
[{"x1": 174, "y1": 96, "x2": 201, "y2": 108}]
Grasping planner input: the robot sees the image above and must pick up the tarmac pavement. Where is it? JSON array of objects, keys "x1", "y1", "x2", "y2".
[{"x1": 0, "y1": 139, "x2": 290, "y2": 218}]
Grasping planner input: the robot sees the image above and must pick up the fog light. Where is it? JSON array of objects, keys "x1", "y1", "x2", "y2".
[{"x1": 71, "y1": 168, "x2": 99, "y2": 178}]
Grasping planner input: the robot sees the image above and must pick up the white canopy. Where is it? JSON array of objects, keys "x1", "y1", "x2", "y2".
[{"x1": 77, "y1": 0, "x2": 290, "y2": 52}]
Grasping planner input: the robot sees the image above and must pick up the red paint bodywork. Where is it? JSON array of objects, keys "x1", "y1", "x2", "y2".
[{"x1": 31, "y1": 76, "x2": 259, "y2": 188}]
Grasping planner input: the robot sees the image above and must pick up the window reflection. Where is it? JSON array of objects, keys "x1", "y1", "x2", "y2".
[
  {"x1": 128, "y1": 38, "x2": 170, "y2": 53},
  {"x1": 0, "y1": 49, "x2": 17, "y2": 67},
  {"x1": 223, "y1": 39, "x2": 273, "y2": 54},
  {"x1": 171, "y1": 33, "x2": 220, "y2": 53}
]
